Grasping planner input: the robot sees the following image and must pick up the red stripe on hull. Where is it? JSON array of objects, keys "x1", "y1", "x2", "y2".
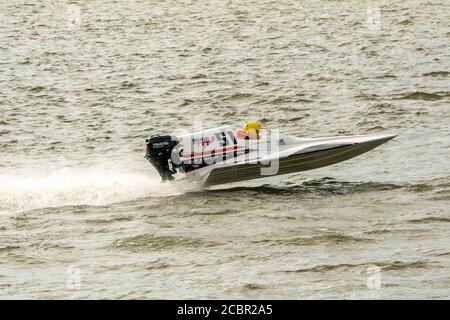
[{"x1": 186, "y1": 146, "x2": 244, "y2": 159}]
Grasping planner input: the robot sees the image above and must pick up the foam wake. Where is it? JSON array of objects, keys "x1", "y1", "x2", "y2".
[{"x1": 0, "y1": 163, "x2": 190, "y2": 214}]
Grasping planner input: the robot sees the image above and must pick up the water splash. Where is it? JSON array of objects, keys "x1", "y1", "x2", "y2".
[{"x1": 0, "y1": 163, "x2": 192, "y2": 214}]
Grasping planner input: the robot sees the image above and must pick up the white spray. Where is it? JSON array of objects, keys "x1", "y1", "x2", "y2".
[{"x1": 0, "y1": 161, "x2": 193, "y2": 214}]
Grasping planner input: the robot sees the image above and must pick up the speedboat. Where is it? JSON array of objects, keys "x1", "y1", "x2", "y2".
[{"x1": 145, "y1": 126, "x2": 396, "y2": 187}]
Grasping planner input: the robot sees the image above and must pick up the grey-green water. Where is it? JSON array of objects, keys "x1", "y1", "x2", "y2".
[{"x1": 0, "y1": 0, "x2": 449, "y2": 299}]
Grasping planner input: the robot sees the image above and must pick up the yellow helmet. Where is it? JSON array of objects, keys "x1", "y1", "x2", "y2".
[{"x1": 242, "y1": 121, "x2": 261, "y2": 138}]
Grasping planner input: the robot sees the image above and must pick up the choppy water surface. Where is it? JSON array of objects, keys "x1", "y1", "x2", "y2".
[{"x1": 0, "y1": 0, "x2": 449, "y2": 299}]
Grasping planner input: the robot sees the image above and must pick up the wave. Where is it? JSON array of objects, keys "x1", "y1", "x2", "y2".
[
  {"x1": 209, "y1": 178, "x2": 402, "y2": 196},
  {"x1": 422, "y1": 71, "x2": 449, "y2": 77},
  {"x1": 222, "y1": 93, "x2": 253, "y2": 101},
  {"x1": 282, "y1": 260, "x2": 431, "y2": 274},
  {"x1": 406, "y1": 183, "x2": 434, "y2": 193},
  {"x1": 404, "y1": 178, "x2": 450, "y2": 200},
  {"x1": 0, "y1": 164, "x2": 190, "y2": 214},
  {"x1": 252, "y1": 233, "x2": 372, "y2": 246},
  {"x1": 396, "y1": 91, "x2": 450, "y2": 101},
  {"x1": 407, "y1": 216, "x2": 450, "y2": 224},
  {"x1": 239, "y1": 284, "x2": 267, "y2": 292},
  {"x1": 112, "y1": 234, "x2": 219, "y2": 252},
  {"x1": 364, "y1": 103, "x2": 408, "y2": 116}
]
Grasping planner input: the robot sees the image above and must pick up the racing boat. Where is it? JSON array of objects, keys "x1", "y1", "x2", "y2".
[{"x1": 145, "y1": 126, "x2": 396, "y2": 187}]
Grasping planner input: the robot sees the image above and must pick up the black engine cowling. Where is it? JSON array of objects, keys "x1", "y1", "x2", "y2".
[{"x1": 145, "y1": 135, "x2": 179, "y2": 181}]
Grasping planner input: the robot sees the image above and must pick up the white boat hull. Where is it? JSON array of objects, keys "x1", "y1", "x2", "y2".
[
  {"x1": 202, "y1": 134, "x2": 396, "y2": 186},
  {"x1": 145, "y1": 127, "x2": 396, "y2": 187}
]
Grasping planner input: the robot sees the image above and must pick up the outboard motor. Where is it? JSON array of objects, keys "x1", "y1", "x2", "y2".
[{"x1": 145, "y1": 135, "x2": 180, "y2": 181}]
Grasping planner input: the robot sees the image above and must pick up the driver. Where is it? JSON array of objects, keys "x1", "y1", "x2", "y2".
[{"x1": 236, "y1": 121, "x2": 262, "y2": 140}]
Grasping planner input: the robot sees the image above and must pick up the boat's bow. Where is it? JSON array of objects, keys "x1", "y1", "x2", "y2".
[{"x1": 203, "y1": 133, "x2": 396, "y2": 186}]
